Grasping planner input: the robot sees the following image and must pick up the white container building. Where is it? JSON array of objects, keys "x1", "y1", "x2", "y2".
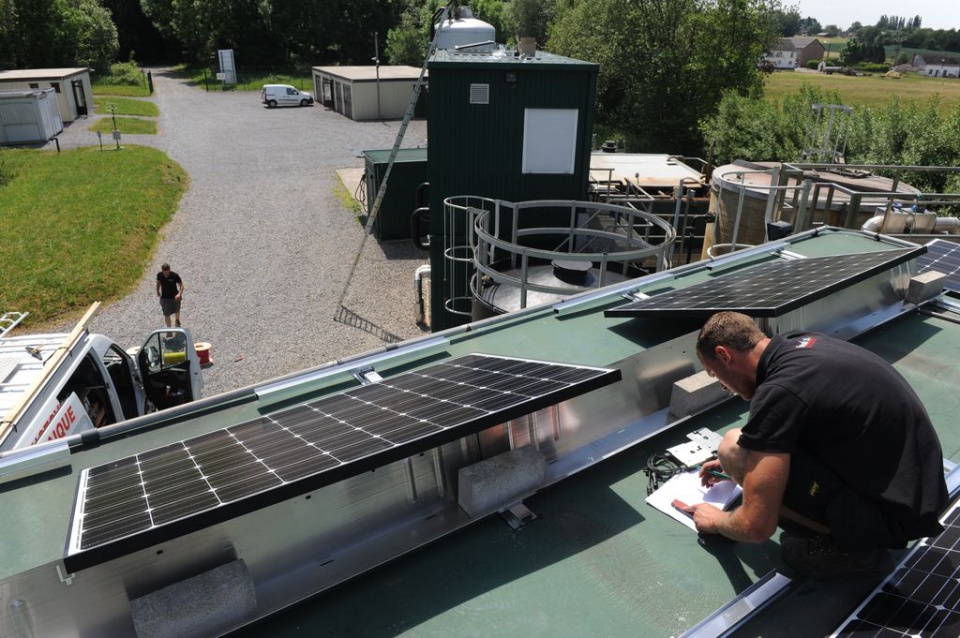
[{"x1": 0, "y1": 88, "x2": 64, "y2": 144}]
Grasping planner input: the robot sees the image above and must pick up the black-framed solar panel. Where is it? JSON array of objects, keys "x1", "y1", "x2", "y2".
[
  {"x1": 604, "y1": 247, "x2": 925, "y2": 319},
  {"x1": 917, "y1": 239, "x2": 960, "y2": 294},
  {"x1": 65, "y1": 354, "x2": 619, "y2": 572},
  {"x1": 830, "y1": 498, "x2": 960, "y2": 638}
]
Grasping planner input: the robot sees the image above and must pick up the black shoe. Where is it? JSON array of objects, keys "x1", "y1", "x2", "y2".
[{"x1": 780, "y1": 532, "x2": 894, "y2": 579}]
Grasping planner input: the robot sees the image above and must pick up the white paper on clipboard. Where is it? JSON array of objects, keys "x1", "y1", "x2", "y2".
[{"x1": 645, "y1": 469, "x2": 742, "y2": 531}]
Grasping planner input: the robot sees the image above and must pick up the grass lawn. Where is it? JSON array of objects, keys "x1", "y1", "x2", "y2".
[
  {"x1": 94, "y1": 97, "x2": 159, "y2": 117},
  {"x1": 0, "y1": 146, "x2": 187, "y2": 326},
  {"x1": 764, "y1": 71, "x2": 960, "y2": 111},
  {"x1": 89, "y1": 117, "x2": 158, "y2": 135},
  {"x1": 92, "y1": 83, "x2": 151, "y2": 98}
]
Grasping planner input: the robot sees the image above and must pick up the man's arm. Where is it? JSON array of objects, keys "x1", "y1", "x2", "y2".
[
  {"x1": 689, "y1": 450, "x2": 790, "y2": 543},
  {"x1": 156, "y1": 279, "x2": 161, "y2": 297},
  {"x1": 176, "y1": 277, "x2": 184, "y2": 300}
]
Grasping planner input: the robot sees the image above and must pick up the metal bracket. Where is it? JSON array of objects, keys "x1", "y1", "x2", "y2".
[
  {"x1": 56, "y1": 563, "x2": 75, "y2": 586},
  {"x1": 622, "y1": 291, "x2": 650, "y2": 303},
  {"x1": 500, "y1": 501, "x2": 538, "y2": 530},
  {"x1": 667, "y1": 428, "x2": 723, "y2": 468},
  {"x1": 351, "y1": 366, "x2": 383, "y2": 385}
]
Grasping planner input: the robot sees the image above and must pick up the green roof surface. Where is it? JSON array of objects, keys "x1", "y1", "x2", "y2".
[{"x1": 2, "y1": 228, "x2": 956, "y2": 637}]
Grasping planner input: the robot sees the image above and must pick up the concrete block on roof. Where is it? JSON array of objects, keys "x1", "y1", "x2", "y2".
[
  {"x1": 669, "y1": 370, "x2": 728, "y2": 417},
  {"x1": 905, "y1": 270, "x2": 947, "y2": 305},
  {"x1": 458, "y1": 445, "x2": 546, "y2": 518},
  {"x1": 130, "y1": 559, "x2": 256, "y2": 638}
]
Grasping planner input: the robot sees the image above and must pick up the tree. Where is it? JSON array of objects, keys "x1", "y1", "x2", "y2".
[
  {"x1": 384, "y1": 0, "x2": 444, "y2": 67},
  {"x1": 771, "y1": 7, "x2": 801, "y2": 36},
  {"x1": 63, "y1": 0, "x2": 119, "y2": 72},
  {"x1": 502, "y1": 0, "x2": 556, "y2": 45},
  {"x1": 0, "y1": 0, "x2": 118, "y2": 70},
  {"x1": 139, "y1": 0, "x2": 399, "y2": 67},
  {"x1": 838, "y1": 37, "x2": 863, "y2": 65},
  {"x1": 799, "y1": 16, "x2": 821, "y2": 35},
  {"x1": 549, "y1": 0, "x2": 779, "y2": 156}
]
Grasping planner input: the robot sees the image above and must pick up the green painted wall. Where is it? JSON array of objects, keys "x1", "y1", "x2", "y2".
[{"x1": 427, "y1": 51, "x2": 598, "y2": 330}]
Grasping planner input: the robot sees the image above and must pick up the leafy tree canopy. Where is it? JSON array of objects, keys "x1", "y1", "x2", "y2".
[
  {"x1": 0, "y1": 0, "x2": 118, "y2": 70},
  {"x1": 549, "y1": 0, "x2": 780, "y2": 156}
]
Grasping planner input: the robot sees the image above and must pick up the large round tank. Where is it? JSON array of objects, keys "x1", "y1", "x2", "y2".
[
  {"x1": 473, "y1": 259, "x2": 632, "y2": 319},
  {"x1": 710, "y1": 161, "x2": 922, "y2": 246},
  {"x1": 434, "y1": 9, "x2": 496, "y2": 51}
]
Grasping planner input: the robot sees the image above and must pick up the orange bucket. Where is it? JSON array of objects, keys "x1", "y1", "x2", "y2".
[{"x1": 195, "y1": 342, "x2": 212, "y2": 366}]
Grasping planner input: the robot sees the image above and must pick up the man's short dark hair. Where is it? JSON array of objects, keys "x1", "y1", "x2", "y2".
[
  {"x1": 161, "y1": 263, "x2": 170, "y2": 271},
  {"x1": 696, "y1": 311, "x2": 766, "y2": 360}
]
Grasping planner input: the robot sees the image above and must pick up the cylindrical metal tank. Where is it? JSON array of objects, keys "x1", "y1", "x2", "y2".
[
  {"x1": 472, "y1": 259, "x2": 632, "y2": 320},
  {"x1": 710, "y1": 161, "x2": 923, "y2": 246},
  {"x1": 434, "y1": 11, "x2": 496, "y2": 51}
]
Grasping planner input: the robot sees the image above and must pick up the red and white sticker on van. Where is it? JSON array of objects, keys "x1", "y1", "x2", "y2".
[{"x1": 19, "y1": 392, "x2": 95, "y2": 449}]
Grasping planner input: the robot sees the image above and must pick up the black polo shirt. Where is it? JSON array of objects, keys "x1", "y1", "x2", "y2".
[
  {"x1": 157, "y1": 271, "x2": 182, "y2": 299},
  {"x1": 739, "y1": 333, "x2": 947, "y2": 541}
]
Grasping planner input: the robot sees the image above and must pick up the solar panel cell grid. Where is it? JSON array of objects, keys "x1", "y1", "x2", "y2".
[
  {"x1": 66, "y1": 354, "x2": 619, "y2": 570},
  {"x1": 832, "y1": 502, "x2": 960, "y2": 637},
  {"x1": 606, "y1": 247, "x2": 924, "y2": 318},
  {"x1": 917, "y1": 239, "x2": 960, "y2": 293}
]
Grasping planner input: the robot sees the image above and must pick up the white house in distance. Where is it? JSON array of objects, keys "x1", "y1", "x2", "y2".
[
  {"x1": 911, "y1": 54, "x2": 960, "y2": 78},
  {"x1": 762, "y1": 38, "x2": 798, "y2": 69},
  {"x1": 0, "y1": 68, "x2": 92, "y2": 122}
]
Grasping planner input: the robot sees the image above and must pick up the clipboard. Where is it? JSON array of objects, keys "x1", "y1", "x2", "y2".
[{"x1": 645, "y1": 469, "x2": 742, "y2": 531}]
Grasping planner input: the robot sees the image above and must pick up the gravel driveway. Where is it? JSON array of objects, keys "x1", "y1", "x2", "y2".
[{"x1": 48, "y1": 69, "x2": 430, "y2": 396}]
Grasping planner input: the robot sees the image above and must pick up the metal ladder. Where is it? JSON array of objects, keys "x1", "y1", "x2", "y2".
[
  {"x1": 0, "y1": 312, "x2": 29, "y2": 339},
  {"x1": 334, "y1": 3, "x2": 452, "y2": 338}
]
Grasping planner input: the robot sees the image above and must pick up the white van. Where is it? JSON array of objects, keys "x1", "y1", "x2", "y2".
[{"x1": 261, "y1": 84, "x2": 314, "y2": 108}]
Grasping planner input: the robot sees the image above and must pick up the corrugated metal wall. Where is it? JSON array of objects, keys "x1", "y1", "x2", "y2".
[{"x1": 427, "y1": 52, "x2": 598, "y2": 330}]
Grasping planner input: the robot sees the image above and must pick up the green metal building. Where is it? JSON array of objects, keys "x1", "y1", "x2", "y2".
[
  {"x1": 363, "y1": 148, "x2": 428, "y2": 241},
  {"x1": 426, "y1": 49, "x2": 599, "y2": 331}
]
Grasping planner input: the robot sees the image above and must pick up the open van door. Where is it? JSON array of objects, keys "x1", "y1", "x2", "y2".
[{"x1": 137, "y1": 329, "x2": 204, "y2": 411}]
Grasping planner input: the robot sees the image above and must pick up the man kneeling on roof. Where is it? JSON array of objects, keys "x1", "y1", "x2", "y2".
[{"x1": 682, "y1": 311, "x2": 948, "y2": 578}]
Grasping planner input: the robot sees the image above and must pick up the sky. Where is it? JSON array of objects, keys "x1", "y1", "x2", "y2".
[{"x1": 793, "y1": 0, "x2": 960, "y2": 32}]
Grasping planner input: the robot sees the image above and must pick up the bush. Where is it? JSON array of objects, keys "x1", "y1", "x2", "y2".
[
  {"x1": 95, "y1": 61, "x2": 145, "y2": 87},
  {"x1": 806, "y1": 59, "x2": 821, "y2": 70},
  {"x1": 856, "y1": 62, "x2": 890, "y2": 73}
]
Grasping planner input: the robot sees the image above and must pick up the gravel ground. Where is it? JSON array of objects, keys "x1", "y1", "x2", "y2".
[{"x1": 44, "y1": 69, "x2": 430, "y2": 396}]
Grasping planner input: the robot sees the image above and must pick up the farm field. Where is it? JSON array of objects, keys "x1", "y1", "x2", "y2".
[{"x1": 764, "y1": 70, "x2": 960, "y2": 111}]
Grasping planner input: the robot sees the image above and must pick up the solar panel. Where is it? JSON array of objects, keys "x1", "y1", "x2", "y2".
[
  {"x1": 65, "y1": 354, "x2": 619, "y2": 572},
  {"x1": 830, "y1": 498, "x2": 960, "y2": 638},
  {"x1": 604, "y1": 247, "x2": 925, "y2": 319},
  {"x1": 917, "y1": 239, "x2": 960, "y2": 294}
]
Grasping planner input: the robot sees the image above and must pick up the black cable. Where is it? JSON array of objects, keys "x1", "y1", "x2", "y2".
[{"x1": 644, "y1": 453, "x2": 685, "y2": 495}]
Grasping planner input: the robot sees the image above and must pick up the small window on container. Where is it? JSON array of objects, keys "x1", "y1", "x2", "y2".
[
  {"x1": 50, "y1": 82, "x2": 61, "y2": 93},
  {"x1": 29, "y1": 83, "x2": 39, "y2": 89}
]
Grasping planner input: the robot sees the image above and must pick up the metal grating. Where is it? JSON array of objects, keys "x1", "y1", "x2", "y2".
[
  {"x1": 65, "y1": 354, "x2": 619, "y2": 572},
  {"x1": 469, "y1": 83, "x2": 489, "y2": 105},
  {"x1": 604, "y1": 247, "x2": 925, "y2": 319},
  {"x1": 831, "y1": 498, "x2": 960, "y2": 637}
]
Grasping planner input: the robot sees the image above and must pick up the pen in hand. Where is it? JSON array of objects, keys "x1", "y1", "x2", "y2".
[{"x1": 695, "y1": 465, "x2": 732, "y2": 481}]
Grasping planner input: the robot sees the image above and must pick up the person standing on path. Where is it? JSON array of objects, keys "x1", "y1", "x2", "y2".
[{"x1": 156, "y1": 263, "x2": 185, "y2": 327}]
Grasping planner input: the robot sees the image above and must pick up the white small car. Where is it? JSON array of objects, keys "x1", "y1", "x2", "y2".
[{"x1": 261, "y1": 84, "x2": 314, "y2": 108}]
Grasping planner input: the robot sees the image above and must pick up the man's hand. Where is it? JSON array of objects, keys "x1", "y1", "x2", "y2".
[
  {"x1": 698, "y1": 458, "x2": 727, "y2": 487},
  {"x1": 175, "y1": 293, "x2": 181, "y2": 301},
  {"x1": 688, "y1": 502, "x2": 727, "y2": 534}
]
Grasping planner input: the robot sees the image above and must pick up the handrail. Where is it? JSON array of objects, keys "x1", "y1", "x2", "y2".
[{"x1": 443, "y1": 197, "x2": 678, "y2": 317}]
